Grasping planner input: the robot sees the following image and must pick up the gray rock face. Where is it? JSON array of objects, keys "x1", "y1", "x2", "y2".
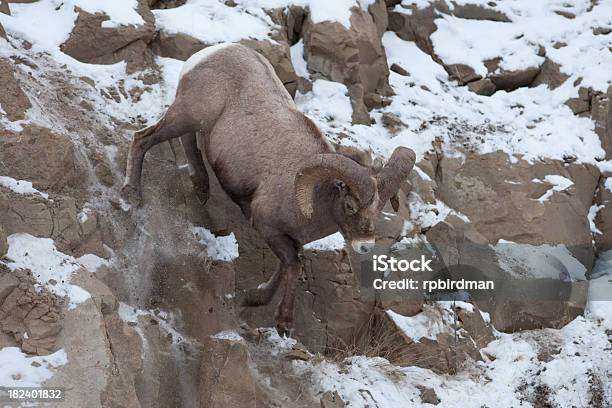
[
  {"x1": 301, "y1": 3, "x2": 392, "y2": 120},
  {"x1": 0, "y1": 58, "x2": 31, "y2": 121},
  {"x1": 60, "y1": 0, "x2": 155, "y2": 73}
]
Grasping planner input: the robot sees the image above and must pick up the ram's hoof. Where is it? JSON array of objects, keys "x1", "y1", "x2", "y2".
[
  {"x1": 120, "y1": 184, "x2": 142, "y2": 207},
  {"x1": 275, "y1": 318, "x2": 293, "y2": 338}
]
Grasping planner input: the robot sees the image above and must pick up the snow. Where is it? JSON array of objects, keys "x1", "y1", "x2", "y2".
[
  {"x1": 605, "y1": 177, "x2": 612, "y2": 193},
  {"x1": 153, "y1": 1, "x2": 274, "y2": 44},
  {"x1": 191, "y1": 226, "x2": 240, "y2": 261},
  {"x1": 588, "y1": 204, "x2": 603, "y2": 235},
  {"x1": 76, "y1": 254, "x2": 109, "y2": 272},
  {"x1": 5, "y1": 234, "x2": 92, "y2": 309},
  {"x1": 0, "y1": 347, "x2": 68, "y2": 388},
  {"x1": 295, "y1": 310, "x2": 611, "y2": 408},
  {"x1": 408, "y1": 194, "x2": 470, "y2": 229},
  {"x1": 212, "y1": 330, "x2": 244, "y2": 341},
  {"x1": 296, "y1": 80, "x2": 354, "y2": 124},
  {"x1": 0, "y1": 176, "x2": 49, "y2": 199},
  {"x1": 533, "y1": 174, "x2": 574, "y2": 202},
  {"x1": 386, "y1": 308, "x2": 447, "y2": 342},
  {"x1": 432, "y1": 15, "x2": 544, "y2": 77},
  {"x1": 303, "y1": 232, "x2": 345, "y2": 251},
  {"x1": 493, "y1": 239, "x2": 587, "y2": 280},
  {"x1": 290, "y1": 39, "x2": 309, "y2": 78}
]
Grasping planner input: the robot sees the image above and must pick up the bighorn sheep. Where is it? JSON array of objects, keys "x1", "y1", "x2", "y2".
[{"x1": 122, "y1": 43, "x2": 416, "y2": 335}]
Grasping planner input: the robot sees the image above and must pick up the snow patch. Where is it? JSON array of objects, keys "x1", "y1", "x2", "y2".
[
  {"x1": 304, "y1": 232, "x2": 345, "y2": 251},
  {"x1": 191, "y1": 226, "x2": 239, "y2": 261},
  {"x1": 0, "y1": 347, "x2": 67, "y2": 388},
  {"x1": 0, "y1": 176, "x2": 49, "y2": 199},
  {"x1": 6, "y1": 234, "x2": 92, "y2": 309}
]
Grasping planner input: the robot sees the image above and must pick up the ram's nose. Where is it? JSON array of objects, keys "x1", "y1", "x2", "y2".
[{"x1": 351, "y1": 239, "x2": 375, "y2": 254}]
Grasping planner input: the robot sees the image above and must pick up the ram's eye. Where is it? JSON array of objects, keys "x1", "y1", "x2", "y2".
[{"x1": 345, "y1": 200, "x2": 358, "y2": 215}]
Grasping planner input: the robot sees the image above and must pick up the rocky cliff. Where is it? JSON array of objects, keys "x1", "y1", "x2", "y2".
[{"x1": 0, "y1": 0, "x2": 610, "y2": 407}]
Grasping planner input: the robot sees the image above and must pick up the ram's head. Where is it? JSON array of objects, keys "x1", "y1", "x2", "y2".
[{"x1": 295, "y1": 147, "x2": 416, "y2": 253}]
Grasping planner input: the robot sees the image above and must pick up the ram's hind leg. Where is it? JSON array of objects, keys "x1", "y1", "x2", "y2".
[
  {"x1": 181, "y1": 133, "x2": 209, "y2": 205},
  {"x1": 122, "y1": 110, "x2": 192, "y2": 206}
]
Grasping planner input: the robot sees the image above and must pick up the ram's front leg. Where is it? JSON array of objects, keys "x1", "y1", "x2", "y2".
[{"x1": 275, "y1": 258, "x2": 300, "y2": 337}]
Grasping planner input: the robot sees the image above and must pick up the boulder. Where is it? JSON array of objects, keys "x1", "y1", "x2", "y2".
[
  {"x1": 445, "y1": 63, "x2": 481, "y2": 85},
  {"x1": 0, "y1": 1, "x2": 9, "y2": 16},
  {"x1": 388, "y1": 1, "x2": 450, "y2": 56},
  {"x1": 467, "y1": 78, "x2": 496, "y2": 96},
  {"x1": 426, "y1": 151, "x2": 600, "y2": 331},
  {"x1": 0, "y1": 188, "x2": 83, "y2": 252},
  {"x1": 451, "y1": 3, "x2": 510, "y2": 22},
  {"x1": 418, "y1": 386, "x2": 440, "y2": 405},
  {"x1": 320, "y1": 391, "x2": 346, "y2": 408},
  {"x1": 488, "y1": 65, "x2": 541, "y2": 91},
  {"x1": 0, "y1": 269, "x2": 62, "y2": 356},
  {"x1": 0, "y1": 125, "x2": 84, "y2": 194},
  {"x1": 590, "y1": 86, "x2": 612, "y2": 160},
  {"x1": 530, "y1": 58, "x2": 570, "y2": 89},
  {"x1": 150, "y1": 31, "x2": 206, "y2": 61},
  {"x1": 0, "y1": 58, "x2": 31, "y2": 121},
  {"x1": 60, "y1": 0, "x2": 155, "y2": 73},
  {"x1": 435, "y1": 151, "x2": 598, "y2": 253},
  {"x1": 301, "y1": 3, "x2": 392, "y2": 116},
  {"x1": 199, "y1": 336, "x2": 260, "y2": 408}
]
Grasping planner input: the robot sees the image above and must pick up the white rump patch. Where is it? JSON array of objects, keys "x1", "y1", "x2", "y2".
[{"x1": 179, "y1": 43, "x2": 237, "y2": 79}]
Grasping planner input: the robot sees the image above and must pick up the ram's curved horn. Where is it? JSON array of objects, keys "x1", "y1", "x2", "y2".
[
  {"x1": 294, "y1": 154, "x2": 376, "y2": 218},
  {"x1": 376, "y1": 147, "x2": 416, "y2": 211}
]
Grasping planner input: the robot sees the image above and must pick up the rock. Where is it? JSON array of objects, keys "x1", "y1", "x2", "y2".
[
  {"x1": 0, "y1": 223, "x2": 7, "y2": 257},
  {"x1": 0, "y1": 269, "x2": 62, "y2": 356},
  {"x1": 0, "y1": 189, "x2": 54, "y2": 238},
  {"x1": 382, "y1": 111, "x2": 406, "y2": 133},
  {"x1": 590, "y1": 86, "x2": 612, "y2": 160},
  {"x1": 446, "y1": 64, "x2": 481, "y2": 85},
  {"x1": 530, "y1": 58, "x2": 570, "y2": 89},
  {"x1": 0, "y1": 187, "x2": 83, "y2": 252},
  {"x1": 388, "y1": 2, "x2": 450, "y2": 56},
  {"x1": 379, "y1": 303, "x2": 493, "y2": 374},
  {"x1": 0, "y1": 58, "x2": 32, "y2": 121},
  {"x1": 0, "y1": 21, "x2": 5, "y2": 39},
  {"x1": 418, "y1": 386, "x2": 440, "y2": 405},
  {"x1": 240, "y1": 39, "x2": 298, "y2": 99},
  {"x1": 368, "y1": 0, "x2": 388, "y2": 36},
  {"x1": 565, "y1": 97, "x2": 590, "y2": 115},
  {"x1": 0, "y1": 125, "x2": 84, "y2": 193},
  {"x1": 302, "y1": 3, "x2": 392, "y2": 117},
  {"x1": 429, "y1": 152, "x2": 599, "y2": 331},
  {"x1": 348, "y1": 83, "x2": 371, "y2": 125},
  {"x1": 594, "y1": 176, "x2": 612, "y2": 252},
  {"x1": 199, "y1": 336, "x2": 260, "y2": 408},
  {"x1": 320, "y1": 391, "x2": 345, "y2": 408},
  {"x1": 489, "y1": 66, "x2": 541, "y2": 91},
  {"x1": 149, "y1": 0, "x2": 185, "y2": 9},
  {"x1": 60, "y1": 1, "x2": 155, "y2": 73},
  {"x1": 467, "y1": 78, "x2": 496, "y2": 96},
  {"x1": 150, "y1": 31, "x2": 206, "y2": 60},
  {"x1": 452, "y1": 3, "x2": 510, "y2": 22},
  {"x1": 390, "y1": 62, "x2": 410, "y2": 76},
  {"x1": 0, "y1": 1, "x2": 9, "y2": 15}
]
